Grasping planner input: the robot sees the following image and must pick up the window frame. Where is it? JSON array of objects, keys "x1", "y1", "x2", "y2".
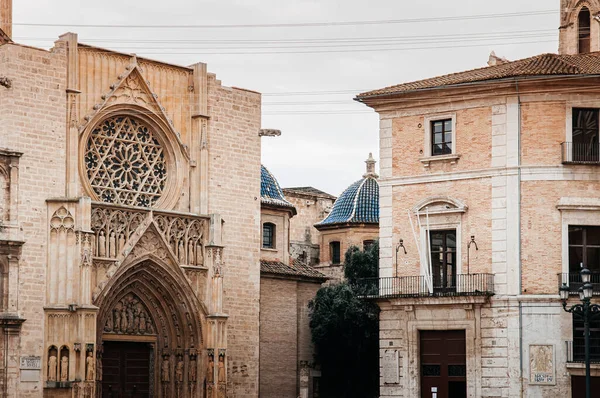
[
  {"x1": 363, "y1": 240, "x2": 375, "y2": 251},
  {"x1": 578, "y1": 6, "x2": 592, "y2": 54},
  {"x1": 262, "y1": 222, "x2": 276, "y2": 249},
  {"x1": 568, "y1": 225, "x2": 600, "y2": 273},
  {"x1": 330, "y1": 241, "x2": 341, "y2": 265},
  {"x1": 422, "y1": 113, "x2": 459, "y2": 166}
]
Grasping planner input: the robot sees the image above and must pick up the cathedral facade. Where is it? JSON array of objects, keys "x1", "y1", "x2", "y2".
[{"x1": 0, "y1": 1, "x2": 263, "y2": 396}]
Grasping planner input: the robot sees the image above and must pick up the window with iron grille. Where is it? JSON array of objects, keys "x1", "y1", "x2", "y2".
[{"x1": 572, "y1": 315, "x2": 600, "y2": 362}]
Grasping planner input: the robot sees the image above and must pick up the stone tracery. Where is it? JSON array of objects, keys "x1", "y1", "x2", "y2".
[{"x1": 84, "y1": 115, "x2": 167, "y2": 207}]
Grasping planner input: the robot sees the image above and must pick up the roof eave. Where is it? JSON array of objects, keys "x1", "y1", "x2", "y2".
[{"x1": 314, "y1": 221, "x2": 379, "y2": 231}]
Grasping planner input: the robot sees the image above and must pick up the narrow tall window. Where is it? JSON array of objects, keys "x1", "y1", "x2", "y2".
[
  {"x1": 430, "y1": 230, "x2": 457, "y2": 292},
  {"x1": 572, "y1": 108, "x2": 599, "y2": 162},
  {"x1": 579, "y1": 7, "x2": 591, "y2": 54},
  {"x1": 262, "y1": 223, "x2": 275, "y2": 249},
  {"x1": 330, "y1": 241, "x2": 341, "y2": 264},
  {"x1": 431, "y1": 119, "x2": 453, "y2": 156}
]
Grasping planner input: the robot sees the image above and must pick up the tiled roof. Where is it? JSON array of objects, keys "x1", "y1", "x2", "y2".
[
  {"x1": 261, "y1": 165, "x2": 296, "y2": 213},
  {"x1": 316, "y1": 177, "x2": 379, "y2": 227},
  {"x1": 283, "y1": 187, "x2": 337, "y2": 200},
  {"x1": 356, "y1": 52, "x2": 600, "y2": 98},
  {"x1": 260, "y1": 259, "x2": 327, "y2": 281}
]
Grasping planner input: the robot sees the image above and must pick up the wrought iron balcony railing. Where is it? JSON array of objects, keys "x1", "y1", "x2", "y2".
[
  {"x1": 566, "y1": 340, "x2": 600, "y2": 364},
  {"x1": 557, "y1": 273, "x2": 600, "y2": 297},
  {"x1": 357, "y1": 274, "x2": 494, "y2": 299},
  {"x1": 561, "y1": 142, "x2": 600, "y2": 164}
]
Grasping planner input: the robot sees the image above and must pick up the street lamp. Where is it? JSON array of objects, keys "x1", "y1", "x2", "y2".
[{"x1": 560, "y1": 266, "x2": 600, "y2": 398}]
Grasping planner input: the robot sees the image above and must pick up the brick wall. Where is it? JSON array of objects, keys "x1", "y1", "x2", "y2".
[
  {"x1": 207, "y1": 75, "x2": 262, "y2": 397},
  {"x1": 0, "y1": 42, "x2": 67, "y2": 396},
  {"x1": 259, "y1": 277, "x2": 298, "y2": 398}
]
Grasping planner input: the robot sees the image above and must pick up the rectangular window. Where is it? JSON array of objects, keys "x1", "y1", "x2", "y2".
[
  {"x1": 330, "y1": 241, "x2": 341, "y2": 265},
  {"x1": 431, "y1": 119, "x2": 453, "y2": 156},
  {"x1": 568, "y1": 226, "x2": 600, "y2": 273},
  {"x1": 572, "y1": 108, "x2": 599, "y2": 162},
  {"x1": 572, "y1": 315, "x2": 600, "y2": 362},
  {"x1": 363, "y1": 240, "x2": 374, "y2": 251},
  {"x1": 262, "y1": 223, "x2": 275, "y2": 249},
  {"x1": 429, "y1": 230, "x2": 457, "y2": 292}
]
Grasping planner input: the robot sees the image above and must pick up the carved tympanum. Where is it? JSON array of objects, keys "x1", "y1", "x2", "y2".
[
  {"x1": 103, "y1": 293, "x2": 156, "y2": 335},
  {"x1": 85, "y1": 115, "x2": 167, "y2": 207}
]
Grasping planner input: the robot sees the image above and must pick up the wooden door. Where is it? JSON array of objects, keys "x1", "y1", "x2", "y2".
[
  {"x1": 420, "y1": 330, "x2": 466, "y2": 398},
  {"x1": 102, "y1": 341, "x2": 152, "y2": 398}
]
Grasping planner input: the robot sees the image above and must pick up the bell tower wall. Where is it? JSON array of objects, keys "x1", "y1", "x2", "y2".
[{"x1": 559, "y1": 0, "x2": 600, "y2": 54}]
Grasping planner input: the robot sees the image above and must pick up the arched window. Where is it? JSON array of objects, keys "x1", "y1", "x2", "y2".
[
  {"x1": 262, "y1": 223, "x2": 275, "y2": 249},
  {"x1": 330, "y1": 241, "x2": 341, "y2": 264},
  {"x1": 579, "y1": 7, "x2": 591, "y2": 54}
]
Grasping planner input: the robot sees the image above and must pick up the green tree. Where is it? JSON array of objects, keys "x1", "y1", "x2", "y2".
[{"x1": 308, "y1": 241, "x2": 380, "y2": 398}]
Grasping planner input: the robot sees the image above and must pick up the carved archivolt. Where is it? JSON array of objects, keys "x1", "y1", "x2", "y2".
[
  {"x1": 85, "y1": 115, "x2": 167, "y2": 207},
  {"x1": 103, "y1": 292, "x2": 156, "y2": 335}
]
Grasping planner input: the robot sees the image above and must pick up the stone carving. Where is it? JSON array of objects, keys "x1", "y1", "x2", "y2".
[
  {"x1": 50, "y1": 207, "x2": 75, "y2": 232},
  {"x1": 530, "y1": 345, "x2": 555, "y2": 385},
  {"x1": 103, "y1": 293, "x2": 156, "y2": 335},
  {"x1": 161, "y1": 356, "x2": 170, "y2": 382},
  {"x1": 207, "y1": 350, "x2": 214, "y2": 384},
  {"x1": 86, "y1": 352, "x2": 94, "y2": 381},
  {"x1": 109, "y1": 74, "x2": 150, "y2": 105},
  {"x1": 217, "y1": 351, "x2": 226, "y2": 383},
  {"x1": 48, "y1": 355, "x2": 57, "y2": 382},
  {"x1": 189, "y1": 355, "x2": 197, "y2": 382},
  {"x1": 154, "y1": 214, "x2": 205, "y2": 266},
  {"x1": 91, "y1": 206, "x2": 146, "y2": 258},
  {"x1": 131, "y1": 231, "x2": 169, "y2": 260},
  {"x1": 84, "y1": 115, "x2": 167, "y2": 207},
  {"x1": 60, "y1": 356, "x2": 69, "y2": 382},
  {"x1": 176, "y1": 357, "x2": 184, "y2": 383}
]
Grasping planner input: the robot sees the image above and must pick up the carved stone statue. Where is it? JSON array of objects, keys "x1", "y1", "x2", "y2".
[
  {"x1": 98, "y1": 231, "x2": 106, "y2": 257},
  {"x1": 109, "y1": 231, "x2": 116, "y2": 257},
  {"x1": 176, "y1": 358, "x2": 184, "y2": 383},
  {"x1": 60, "y1": 356, "x2": 69, "y2": 381},
  {"x1": 118, "y1": 233, "x2": 125, "y2": 252},
  {"x1": 139, "y1": 311, "x2": 146, "y2": 333},
  {"x1": 48, "y1": 355, "x2": 57, "y2": 381},
  {"x1": 96, "y1": 356, "x2": 103, "y2": 381},
  {"x1": 120, "y1": 307, "x2": 128, "y2": 331},
  {"x1": 196, "y1": 243, "x2": 203, "y2": 266},
  {"x1": 207, "y1": 355, "x2": 214, "y2": 383},
  {"x1": 161, "y1": 357, "x2": 170, "y2": 382},
  {"x1": 189, "y1": 356, "x2": 197, "y2": 382},
  {"x1": 104, "y1": 311, "x2": 113, "y2": 332},
  {"x1": 178, "y1": 240, "x2": 185, "y2": 263},
  {"x1": 217, "y1": 355, "x2": 225, "y2": 383},
  {"x1": 86, "y1": 352, "x2": 95, "y2": 381},
  {"x1": 188, "y1": 242, "x2": 195, "y2": 265},
  {"x1": 113, "y1": 308, "x2": 121, "y2": 333}
]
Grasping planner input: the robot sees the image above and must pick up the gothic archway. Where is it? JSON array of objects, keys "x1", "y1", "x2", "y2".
[{"x1": 94, "y1": 256, "x2": 205, "y2": 397}]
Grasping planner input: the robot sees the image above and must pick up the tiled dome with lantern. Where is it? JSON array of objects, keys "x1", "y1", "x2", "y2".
[
  {"x1": 315, "y1": 154, "x2": 379, "y2": 228},
  {"x1": 260, "y1": 165, "x2": 297, "y2": 214}
]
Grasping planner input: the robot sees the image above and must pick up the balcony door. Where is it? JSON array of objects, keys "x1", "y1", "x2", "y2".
[
  {"x1": 430, "y1": 230, "x2": 456, "y2": 293},
  {"x1": 572, "y1": 108, "x2": 599, "y2": 162}
]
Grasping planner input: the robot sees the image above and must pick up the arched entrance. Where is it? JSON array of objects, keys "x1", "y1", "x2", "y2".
[{"x1": 94, "y1": 256, "x2": 205, "y2": 397}]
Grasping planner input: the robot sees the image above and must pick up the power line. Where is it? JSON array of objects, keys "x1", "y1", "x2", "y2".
[{"x1": 10, "y1": 10, "x2": 557, "y2": 29}]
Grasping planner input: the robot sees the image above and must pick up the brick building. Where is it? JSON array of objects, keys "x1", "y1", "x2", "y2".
[
  {"x1": 357, "y1": 1, "x2": 600, "y2": 397},
  {"x1": 258, "y1": 165, "x2": 326, "y2": 398},
  {"x1": 0, "y1": 0, "x2": 265, "y2": 395}
]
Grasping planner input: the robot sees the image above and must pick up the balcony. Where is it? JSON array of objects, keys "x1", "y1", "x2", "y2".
[
  {"x1": 357, "y1": 274, "x2": 494, "y2": 299},
  {"x1": 561, "y1": 142, "x2": 600, "y2": 164},
  {"x1": 557, "y1": 273, "x2": 600, "y2": 297},
  {"x1": 566, "y1": 340, "x2": 600, "y2": 364}
]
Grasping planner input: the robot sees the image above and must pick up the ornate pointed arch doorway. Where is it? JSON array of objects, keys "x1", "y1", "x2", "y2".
[{"x1": 95, "y1": 258, "x2": 204, "y2": 398}]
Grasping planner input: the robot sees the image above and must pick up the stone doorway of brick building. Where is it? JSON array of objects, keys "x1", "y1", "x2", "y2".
[
  {"x1": 102, "y1": 340, "x2": 154, "y2": 398},
  {"x1": 420, "y1": 330, "x2": 466, "y2": 398}
]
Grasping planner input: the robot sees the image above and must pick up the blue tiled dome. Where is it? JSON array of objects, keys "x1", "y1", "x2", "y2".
[
  {"x1": 261, "y1": 165, "x2": 296, "y2": 213},
  {"x1": 316, "y1": 177, "x2": 379, "y2": 227}
]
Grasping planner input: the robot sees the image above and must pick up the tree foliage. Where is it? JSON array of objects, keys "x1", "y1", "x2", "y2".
[{"x1": 308, "y1": 241, "x2": 380, "y2": 398}]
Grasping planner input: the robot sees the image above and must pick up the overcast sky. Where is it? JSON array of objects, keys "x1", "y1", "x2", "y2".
[{"x1": 13, "y1": 0, "x2": 560, "y2": 196}]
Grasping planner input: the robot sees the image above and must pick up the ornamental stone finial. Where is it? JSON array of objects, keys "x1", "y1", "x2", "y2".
[{"x1": 363, "y1": 153, "x2": 379, "y2": 179}]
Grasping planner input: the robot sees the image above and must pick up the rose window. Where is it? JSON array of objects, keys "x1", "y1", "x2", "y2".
[{"x1": 85, "y1": 116, "x2": 167, "y2": 207}]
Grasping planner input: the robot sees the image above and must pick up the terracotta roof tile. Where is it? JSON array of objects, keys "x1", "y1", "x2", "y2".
[
  {"x1": 357, "y1": 52, "x2": 600, "y2": 98},
  {"x1": 260, "y1": 259, "x2": 327, "y2": 281}
]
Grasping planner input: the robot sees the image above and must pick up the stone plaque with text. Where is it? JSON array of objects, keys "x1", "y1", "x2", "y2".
[
  {"x1": 20, "y1": 356, "x2": 41, "y2": 370},
  {"x1": 383, "y1": 349, "x2": 399, "y2": 384},
  {"x1": 529, "y1": 345, "x2": 555, "y2": 385}
]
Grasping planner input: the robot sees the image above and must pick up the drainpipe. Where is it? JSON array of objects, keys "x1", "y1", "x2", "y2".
[{"x1": 515, "y1": 78, "x2": 524, "y2": 397}]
